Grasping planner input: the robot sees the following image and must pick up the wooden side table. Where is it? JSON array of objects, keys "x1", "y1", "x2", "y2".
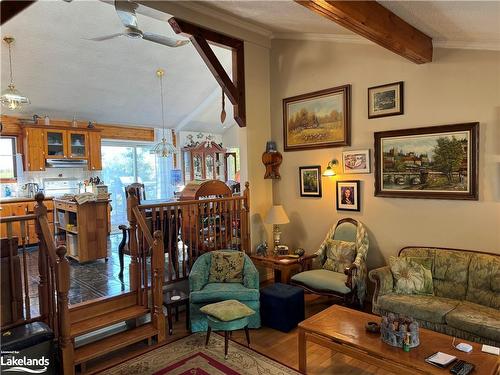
[
  {"x1": 163, "y1": 290, "x2": 189, "y2": 335},
  {"x1": 250, "y1": 254, "x2": 316, "y2": 284}
]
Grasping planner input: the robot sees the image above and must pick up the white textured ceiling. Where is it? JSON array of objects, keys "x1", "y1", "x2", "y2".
[
  {"x1": 200, "y1": 0, "x2": 500, "y2": 49},
  {"x1": 1, "y1": 0, "x2": 234, "y2": 133}
]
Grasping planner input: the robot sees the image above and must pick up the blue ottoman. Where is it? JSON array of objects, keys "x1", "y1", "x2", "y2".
[{"x1": 260, "y1": 283, "x2": 304, "y2": 332}]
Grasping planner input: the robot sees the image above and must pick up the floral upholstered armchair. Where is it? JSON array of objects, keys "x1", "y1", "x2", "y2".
[
  {"x1": 189, "y1": 250, "x2": 261, "y2": 332},
  {"x1": 291, "y1": 218, "x2": 369, "y2": 306}
]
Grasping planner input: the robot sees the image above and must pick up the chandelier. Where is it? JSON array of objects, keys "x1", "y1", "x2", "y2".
[
  {"x1": 150, "y1": 68, "x2": 176, "y2": 157},
  {"x1": 1, "y1": 36, "x2": 30, "y2": 111}
]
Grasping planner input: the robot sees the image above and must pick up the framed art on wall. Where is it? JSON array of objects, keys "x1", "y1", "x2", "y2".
[
  {"x1": 299, "y1": 166, "x2": 322, "y2": 197},
  {"x1": 336, "y1": 180, "x2": 360, "y2": 211},
  {"x1": 368, "y1": 81, "x2": 404, "y2": 119},
  {"x1": 342, "y1": 150, "x2": 371, "y2": 174},
  {"x1": 283, "y1": 85, "x2": 351, "y2": 151},
  {"x1": 374, "y1": 122, "x2": 479, "y2": 200}
]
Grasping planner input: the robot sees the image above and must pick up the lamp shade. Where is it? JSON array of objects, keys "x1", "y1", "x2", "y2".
[{"x1": 265, "y1": 205, "x2": 290, "y2": 225}]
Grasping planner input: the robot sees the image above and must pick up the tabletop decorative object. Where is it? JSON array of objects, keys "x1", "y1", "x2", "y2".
[{"x1": 380, "y1": 313, "x2": 419, "y2": 349}]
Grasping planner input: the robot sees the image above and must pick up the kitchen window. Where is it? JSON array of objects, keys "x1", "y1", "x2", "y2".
[
  {"x1": 0, "y1": 136, "x2": 17, "y2": 180},
  {"x1": 101, "y1": 142, "x2": 175, "y2": 229}
]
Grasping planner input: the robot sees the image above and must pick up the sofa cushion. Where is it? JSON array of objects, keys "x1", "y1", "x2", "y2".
[
  {"x1": 378, "y1": 294, "x2": 460, "y2": 324},
  {"x1": 190, "y1": 282, "x2": 259, "y2": 304},
  {"x1": 446, "y1": 302, "x2": 500, "y2": 343},
  {"x1": 433, "y1": 250, "x2": 471, "y2": 300},
  {"x1": 323, "y1": 240, "x2": 356, "y2": 273},
  {"x1": 208, "y1": 251, "x2": 244, "y2": 283},
  {"x1": 389, "y1": 257, "x2": 433, "y2": 295},
  {"x1": 466, "y1": 254, "x2": 500, "y2": 309},
  {"x1": 291, "y1": 269, "x2": 351, "y2": 294}
]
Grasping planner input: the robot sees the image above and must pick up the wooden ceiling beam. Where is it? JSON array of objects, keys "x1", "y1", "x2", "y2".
[
  {"x1": 1, "y1": 0, "x2": 36, "y2": 25},
  {"x1": 295, "y1": 0, "x2": 433, "y2": 64},
  {"x1": 169, "y1": 17, "x2": 246, "y2": 127}
]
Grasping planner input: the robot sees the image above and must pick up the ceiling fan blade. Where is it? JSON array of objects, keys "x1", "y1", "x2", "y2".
[
  {"x1": 115, "y1": 0, "x2": 139, "y2": 29},
  {"x1": 88, "y1": 33, "x2": 124, "y2": 42},
  {"x1": 143, "y1": 32, "x2": 190, "y2": 47}
]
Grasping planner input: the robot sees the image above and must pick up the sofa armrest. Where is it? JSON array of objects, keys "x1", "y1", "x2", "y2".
[
  {"x1": 368, "y1": 266, "x2": 393, "y2": 307},
  {"x1": 189, "y1": 271, "x2": 207, "y2": 292},
  {"x1": 243, "y1": 258, "x2": 259, "y2": 290},
  {"x1": 344, "y1": 263, "x2": 358, "y2": 289}
]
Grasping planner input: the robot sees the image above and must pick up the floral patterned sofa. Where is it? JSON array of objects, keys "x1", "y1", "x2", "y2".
[{"x1": 369, "y1": 247, "x2": 500, "y2": 346}]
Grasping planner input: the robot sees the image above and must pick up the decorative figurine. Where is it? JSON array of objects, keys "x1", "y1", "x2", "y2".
[
  {"x1": 295, "y1": 248, "x2": 305, "y2": 257},
  {"x1": 256, "y1": 241, "x2": 268, "y2": 257}
]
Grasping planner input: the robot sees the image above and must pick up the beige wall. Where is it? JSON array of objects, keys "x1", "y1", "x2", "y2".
[{"x1": 270, "y1": 40, "x2": 500, "y2": 270}]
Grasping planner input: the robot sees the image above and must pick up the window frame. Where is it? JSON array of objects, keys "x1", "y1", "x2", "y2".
[{"x1": 0, "y1": 136, "x2": 18, "y2": 182}]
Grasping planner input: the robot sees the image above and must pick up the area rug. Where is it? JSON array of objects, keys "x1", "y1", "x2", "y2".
[{"x1": 101, "y1": 333, "x2": 300, "y2": 375}]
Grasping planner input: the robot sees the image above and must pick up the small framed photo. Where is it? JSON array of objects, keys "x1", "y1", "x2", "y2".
[
  {"x1": 299, "y1": 166, "x2": 322, "y2": 197},
  {"x1": 342, "y1": 150, "x2": 371, "y2": 174},
  {"x1": 368, "y1": 81, "x2": 404, "y2": 119},
  {"x1": 336, "y1": 180, "x2": 360, "y2": 211}
]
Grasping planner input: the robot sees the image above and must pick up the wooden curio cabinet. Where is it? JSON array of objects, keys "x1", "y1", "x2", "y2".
[{"x1": 182, "y1": 141, "x2": 227, "y2": 184}]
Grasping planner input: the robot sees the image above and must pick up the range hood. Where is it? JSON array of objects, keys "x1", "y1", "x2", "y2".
[{"x1": 46, "y1": 158, "x2": 88, "y2": 168}]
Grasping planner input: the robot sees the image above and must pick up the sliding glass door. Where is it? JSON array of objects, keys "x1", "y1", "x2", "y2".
[{"x1": 102, "y1": 143, "x2": 173, "y2": 230}]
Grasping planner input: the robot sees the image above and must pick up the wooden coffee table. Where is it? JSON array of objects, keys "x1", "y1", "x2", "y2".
[{"x1": 298, "y1": 305, "x2": 499, "y2": 375}]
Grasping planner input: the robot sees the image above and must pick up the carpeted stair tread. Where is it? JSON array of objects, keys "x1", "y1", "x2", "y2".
[
  {"x1": 75, "y1": 323, "x2": 156, "y2": 364},
  {"x1": 70, "y1": 305, "x2": 149, "y2": 338}
]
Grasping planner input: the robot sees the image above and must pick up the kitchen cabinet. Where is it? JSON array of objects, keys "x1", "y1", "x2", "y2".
[
  {"x1": 22, "y1": 125, "x2": 101, "y2": 171},
  {"x1": 23, "y1": 127, "x2": 46, "y2": 171},
  {"x1": 0, "y1": 198, "x2": 54, "y2": 246},
  {"x1": 182, "y1": 141, "x2": 227, "y2": 184},
  {"x1": 88, "y1": 131, "x2": 102, "y2": 170}
]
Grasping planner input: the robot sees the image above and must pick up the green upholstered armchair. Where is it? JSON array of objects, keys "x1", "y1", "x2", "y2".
[
  {"x1": 291, "y1": 218, "x2": 369, "y2": 306},
  {"x1": 189, "y1": 250, "x2": 261, "y2": 332}
]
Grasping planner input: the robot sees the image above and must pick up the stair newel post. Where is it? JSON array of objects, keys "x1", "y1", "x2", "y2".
[
  {"x1": 55, "y1": 245, "x2": 74, "y2": 375},
  {"x1": 34, "y1": 193, "x2": 50, "y2": 326},
  {"x1": 127, "y1": 188, "x2": 141, "y2": 296},
  {"x1": 152, "y1": 230, "x2": 166, "y2": 343},
  {"x1": 242, "y1": 182, "x2": 250, "y2": 254}
]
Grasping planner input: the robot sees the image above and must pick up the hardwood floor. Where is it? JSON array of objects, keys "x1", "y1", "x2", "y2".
[{"x1": 89, "y1": 294, "x2": 393, "y2": 375}]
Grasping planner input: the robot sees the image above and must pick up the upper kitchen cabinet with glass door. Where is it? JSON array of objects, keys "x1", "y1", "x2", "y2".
[
  {"x1": 46, "y1": 130, "x2": 67, "y2": 158},
  {"x1": 67, "y1": 131, "x2": 88, "y2": 159}
]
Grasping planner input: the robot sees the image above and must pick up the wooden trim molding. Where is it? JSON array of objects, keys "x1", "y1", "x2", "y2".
[
  {"x1": 1, "y1": 115, "x2": 154, "y2": 142},
  {"x1": 295, "y1": 0, "x2": 433, "y2": 64},
  {"x1": 168, "y1": 17, "x2": 246, "y2": 127}
]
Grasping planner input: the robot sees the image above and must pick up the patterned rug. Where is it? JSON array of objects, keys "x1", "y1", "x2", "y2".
[{"x1": 101, "y1": 333, "x2": 300, "y2": 375}]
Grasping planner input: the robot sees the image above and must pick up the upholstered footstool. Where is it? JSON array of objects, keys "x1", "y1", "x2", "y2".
[
  {"x1": 200, "y1": 300, "x2": 255, "y2": 359},
  {"x1": 260, "y1": 282, "x2": 304, "y2": 332}
]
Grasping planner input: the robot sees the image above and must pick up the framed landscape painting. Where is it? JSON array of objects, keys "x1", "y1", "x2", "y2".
[
  {"x1": 336, "y1": 180, "x2": 360, "y2": 211},
  {"x1": 374, "y1": 123, "x2": 479, "y2": 200},
  {"x1": 283, "y1": 85, "x2": 351, "y2": 151},
  {"x1": 368, "y1": 81, "x2": 404, "y2": 119},
  {"x1": 342, "y1": 150, "x2": 371, "y2": 174},
  {"x1": 299, "y1": 166, "x2": 322, "y2": 197}
]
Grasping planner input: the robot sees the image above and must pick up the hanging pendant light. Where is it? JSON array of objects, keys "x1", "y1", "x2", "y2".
[
  {"x1": 1, "y1": 36, "x2": 30, "y2": 111},
  {"x1": 150, "y1": 68, "x2": 176, "y2": 158}
]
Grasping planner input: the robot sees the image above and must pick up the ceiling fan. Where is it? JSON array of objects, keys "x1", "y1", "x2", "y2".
[{"x1": 89, "y1": 0, "x2": 190, "y2": 48}]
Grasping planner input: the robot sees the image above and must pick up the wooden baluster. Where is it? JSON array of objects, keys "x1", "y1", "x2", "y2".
[
  {"x1": 20, "y1": 221, "x2": 31, "y2": 320},
  {"x1": 6, "y1": 222, "x2": 19, "y2": 323},
  {"x1": 126, "y1": 188, "x2": 140, "y2": 300},
  {"x1": 174, "y1": 205, "x2": 180, "y2": 280},
  {"x1": 151, "y1": 230, "x2": 166, "y2": 343},
  {"x1": 218, "y1": 200, "x2": 223, "y2": 249},
  {"x1": 35, "y1": 194, "x2": 50, "y2": 324},
  {"x1": 229, "y1": 199, "x2": 234, "y2": 249},
  {"x1": 55, "y1": 245, "x2": 74, "y2": 375},
  {"x1": 242, "y1": 182, "x2": 250, "y2": 253},
  {"x1": 140, "y1": 209, "x2": 148, "y2": 306},
  {"x1": 179, "y1": 205, "x2": 186, "y2": 279},
  {"x1": 167, "y1": 206, "x2": 173, "y2": 282},
  {"x1": 187, "y1": 205, "x2": 193, "y2": 269}
]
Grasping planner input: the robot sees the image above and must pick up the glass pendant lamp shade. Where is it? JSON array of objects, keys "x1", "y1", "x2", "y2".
[
  {"x1": 150, "y1": 68, "x2": 176, "y2": 157},
  {"x1": 1, "y1": 37, "x2": 29, "y2": 111}
]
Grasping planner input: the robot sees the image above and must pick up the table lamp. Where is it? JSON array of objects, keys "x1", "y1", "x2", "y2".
[{"x1": 265, "y1": 205, "x2": 290, "y2": 255}]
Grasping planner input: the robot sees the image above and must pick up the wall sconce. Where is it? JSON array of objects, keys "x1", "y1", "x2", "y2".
[{"x1": 322, "y1": 159, "x2": 338, "y2": 177}]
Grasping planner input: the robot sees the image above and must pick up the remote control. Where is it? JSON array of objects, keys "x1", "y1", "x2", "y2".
[{"x1": 450, "y1": 360, "x2": 475, "y2": 375}]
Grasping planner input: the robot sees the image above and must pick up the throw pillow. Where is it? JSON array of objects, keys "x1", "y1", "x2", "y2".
[
  {"x1": 200, "y1": 300, "x2": 255, "y2": 322},
  {"x1": 323, "y1": 239, "x2": 356, "y2": 273},
  {"x1": 390, "y1": 256, "x2": 434, "y2": 295},
  {"x1": 208, "y1": 251, "x2": 244, "y2": 283},
  {"x1": 403, "y1": 256, "x2": 434, "y2": 295}
]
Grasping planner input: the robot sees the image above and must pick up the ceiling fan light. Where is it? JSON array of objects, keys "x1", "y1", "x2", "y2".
[{"x1": 1, "y1": 83, "x2": 30, "y2": 111}]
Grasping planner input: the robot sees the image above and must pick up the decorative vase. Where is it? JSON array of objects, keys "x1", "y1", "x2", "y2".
[{"x1": 262, "y1": 141, "x2": 282, "y2": 179}]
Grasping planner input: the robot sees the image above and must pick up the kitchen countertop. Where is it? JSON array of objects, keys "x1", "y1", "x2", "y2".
[{"x1": 0, "y1": 196, "x2": 55, "y2": 204}]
